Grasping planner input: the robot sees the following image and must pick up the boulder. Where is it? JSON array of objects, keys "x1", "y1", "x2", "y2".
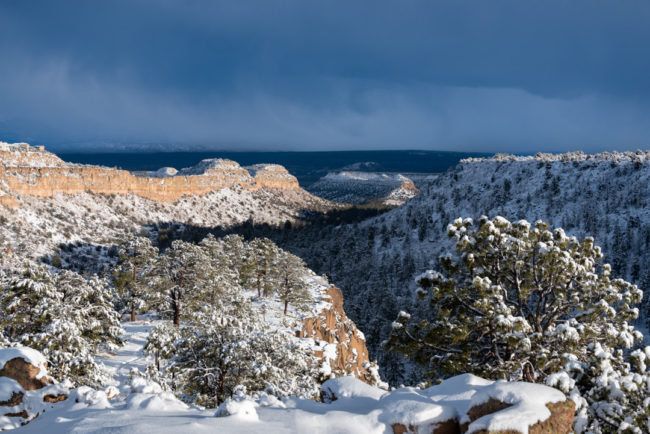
[
  {"x1": 0, "y1": 357, "x2": 52, "y2": 391},
  {"x1": 392, "y1": 419, "x2": 460, "y2": 434},
  {"x1": 461, "y1": 396, "x2": 575, "y2": 434}
]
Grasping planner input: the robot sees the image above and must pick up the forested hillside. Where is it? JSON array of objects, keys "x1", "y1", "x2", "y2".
[{"x1": 257, "y1": 151, "x2": 650, "y2": 385}]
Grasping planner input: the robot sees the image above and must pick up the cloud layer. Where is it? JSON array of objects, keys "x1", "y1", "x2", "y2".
[{"x1": 1, "y1": 0, "x2": 649, "y2": 152}]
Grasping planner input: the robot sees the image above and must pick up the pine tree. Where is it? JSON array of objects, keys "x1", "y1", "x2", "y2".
[
  {"x1": 387, "y1": 216, "x2": 643, "y2": 381},
  {"x1": 275, "y1": 251, "x2": 311, "y2": 315},
  {"x1": 0, "y1": 266, "x2": 123, "y2": 386},
  {"x1": 147, "y1": 281, "x2": 317, "y2": 407},
  {"x1": 115, "y1": 235, "x2": 158, "y2": 321},
  {"x1": 385, "y1": 216, "x2": 649, "y2": 430},
  {"x1": 241, "y1": 238, "x2": 278, "y2": 298},
  {"x1": 151, "y1": 240, "x2": 211, "y2": 326}
]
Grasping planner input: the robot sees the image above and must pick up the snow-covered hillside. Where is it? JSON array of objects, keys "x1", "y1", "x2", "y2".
[
  {"x1": 0, "y1": 143, "x2": 336, "y2": 269},
  {"x1": 273, "y1": 151, "x2": 650, "y2": 385},
  {"x1": 307, "y1": 171, "x2": 418, "y2": 206}
]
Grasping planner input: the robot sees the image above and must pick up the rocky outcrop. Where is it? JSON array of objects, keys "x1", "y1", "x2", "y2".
[
  {"x1": 0, "y1": 143, "x2": 301, "y2": 207},
  {"x1": 392, "y1": 420, "x2": 459, "y2": 434},
  {"x1": 0, "y1": 348, "x2": 69, "y2": 430},
  {"x1": 461, "y1": 398, "x2": 575, "y2": 434},
  {"x1": 299, "y1": 286, "x2": 371, "y2": 379},
  {"x1": 0, "y1": 357, "x2": 52, "y2": 391}
]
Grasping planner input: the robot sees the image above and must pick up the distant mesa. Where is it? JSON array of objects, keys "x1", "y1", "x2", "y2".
[
  {"x1": 339, "y1": 161, "x2": 382, "y2": 171},
  {"x1": 0, "y1": 142, "x2": 302, "y2": 207},
  {"x1": 308, "y1": 170, "x2": 419, "y2": 206}
]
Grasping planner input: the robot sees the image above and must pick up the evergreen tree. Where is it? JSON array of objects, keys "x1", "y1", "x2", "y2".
[
  {"x1": 275, "y1": 251, "x2": 311, "y2": 315},
  {"x1": 115, "y1": 236, "x2": 158, "y2": 321},
  {"x1": 386, "y1": 216, "x2": 649, "y2": 430},
  {"x1": 0, "y1": 266, "x2": 123, "y2": 386},
  {"x1": 241, "y1": 238, "x2": 278, "y2": 298},
  {"x1": 387, "y1": 216, "x2": 642, "y2": 381},
  {"x1": 146, "y1": 277, "x2": 317, "y2": 407},
  {"x1": 151, "y1": 240, "x2": 211, "y2": 326}
]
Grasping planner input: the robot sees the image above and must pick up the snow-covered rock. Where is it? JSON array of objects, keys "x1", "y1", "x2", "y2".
[
  {"x1": 0, "y1": 347, "x2": 51, "y2": 390},
  {"x1": 0, "y1": 347, "x2": 70, "y2": 430}
]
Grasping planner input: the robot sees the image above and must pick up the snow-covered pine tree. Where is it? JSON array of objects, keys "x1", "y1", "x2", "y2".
[
  {"x1": 144, "y1": 321, "x2": 179, "y2": 372},
  {"x1": 241, "y1": 238, "x2": 279, "y2": 298},
  {"x1": 150, "y1": 240, "x2": 211, "y2": 326},
  {"x1": 385, "y1": 216, "x2": 649, "y2": 431},
  {"x1": 197, "y1": 234, "x2": 241, "y2": 305},
  {"x1": 114, "y1": 235, "x2": 158, "y2": 321},
  {"x1": 386, "y1": 216, "x2": 642, "y2": 382},
  {"x1": 0, "y1": 266, "x2": 123, "y2": 386},
  {"x1": 275, "y1": 251, "x2": 311, "y2": 315},
  {"x1": 146, "y1": 275, "x2": 317, "y2": 407}
]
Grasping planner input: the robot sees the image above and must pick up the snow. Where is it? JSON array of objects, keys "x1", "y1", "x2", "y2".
[
  {"x1": 8, "y1": 325, "x2": 569, "y2": 434},
  {"x1": 321, "y1": 376, "x2": 387, "y2": 401},
  {"x1": 0, "y1": 377, "x2": 23, "y2": 402},
  {"x1": 0, "y1": 347, "x2": 48, "y2": 378},
  {"x1": 142, "y1": 167, "x2": 178, "y2": 177},
  {"x1": 378, "y1": 387, "x2": 456, "y2": 428},
  {"x1": 465, "y1": 381, "x2": 566, "y2": 433},
  {"x1": 308, "y1": 171, "x2": 417, "y2": 205}
]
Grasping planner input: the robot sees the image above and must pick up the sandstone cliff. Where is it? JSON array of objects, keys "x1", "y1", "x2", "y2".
[
  {"x1": 0, "y1": 143, "x2": 302, "y2": 206},
  {"x1": 299, "y1": 285, "x2": 370, "y2": 379}
]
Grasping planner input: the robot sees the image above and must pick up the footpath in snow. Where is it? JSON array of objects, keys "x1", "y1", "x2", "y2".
[{"x1": 14, "y1": 322, "x2": 569, "y2": 433}]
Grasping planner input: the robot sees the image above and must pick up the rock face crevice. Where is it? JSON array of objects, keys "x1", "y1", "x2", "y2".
[{"x1": 0, "y1": 144, "x2": 300, "y2": 206}]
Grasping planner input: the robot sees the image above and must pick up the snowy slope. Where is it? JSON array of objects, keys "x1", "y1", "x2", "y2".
[
  {"x1": 14, "y1": 324, "x2": 566, "y2": 434},
  {"x1": 276, "y1": 150, "x2": 650, "y2": 385}
]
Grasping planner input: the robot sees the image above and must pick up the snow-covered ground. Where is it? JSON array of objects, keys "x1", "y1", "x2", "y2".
[{"x1": 13, "y1": 322, "x2": 566, "y2": 434}]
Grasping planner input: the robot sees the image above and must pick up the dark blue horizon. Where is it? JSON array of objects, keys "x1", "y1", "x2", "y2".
[{"x1": 58, "y1": 150, "x2": 491, "y2": 186}]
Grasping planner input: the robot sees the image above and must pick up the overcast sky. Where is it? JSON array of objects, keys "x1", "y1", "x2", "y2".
[{"x1": 1, "y1": 1, "x2": 650, "y2": 153}]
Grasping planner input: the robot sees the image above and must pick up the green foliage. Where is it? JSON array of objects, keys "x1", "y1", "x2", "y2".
[
  {"x1": 386, "y1": 216, "x2": 650, "y2": 431},
  {"x1": 386, "y1": 216, "x2": 642, "y2": 382},
  {"x1": 114, "y1": 236, "x2": 158, "y2": 321},
  {"x1": 0, "y1": 265, "x2": 123, "y2": 386},
  {"x1": 141, "y1": 234, "x2": 322, "y2": 407},
  {"x1": 276, "y1": 251, "x2": 312, "y2": 315}
]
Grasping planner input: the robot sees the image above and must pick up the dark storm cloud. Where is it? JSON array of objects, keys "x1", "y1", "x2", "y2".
[{"x1": 1, "y1": 0, "x2": 650, "y2": 152}]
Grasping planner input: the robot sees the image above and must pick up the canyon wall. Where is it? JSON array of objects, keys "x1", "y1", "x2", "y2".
[
  {"x1": 0, "y1": 144, "x2": 300, "y2": 206},
  {"x1": 300, "y1": 286, "x2": 371, "y2": 380}
]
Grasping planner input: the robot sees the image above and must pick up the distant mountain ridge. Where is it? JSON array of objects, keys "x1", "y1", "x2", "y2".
[
  {"x1": 57, "y1": 149, "x2": 491, "y2": 186},
  {"x1": 308, "y1": 171, "x2": 418, "y2": 206}
]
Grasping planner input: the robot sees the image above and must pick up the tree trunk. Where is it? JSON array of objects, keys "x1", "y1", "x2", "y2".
[
  {"x1": 131, "y1": 263, "x2": 137, "y2": 322},
  {"x1": 173, "y1": 305, "x2": 180, "y2": 326},
  {"x1": 172, "y1": 290, "x2": 181, "y2": 327},
  {"x1": 284, "y1": 299, "x2": 288, "y2": 315}
]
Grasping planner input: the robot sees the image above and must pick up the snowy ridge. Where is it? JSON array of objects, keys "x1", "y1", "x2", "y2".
[
  {"x1": 308, "y1": 171, "x2": 418, "y2": 205},
  {"x1": 0, "y1": 183, "x2": 332, "y2": 270}
]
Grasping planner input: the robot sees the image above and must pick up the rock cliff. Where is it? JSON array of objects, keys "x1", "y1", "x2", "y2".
[
  {"x1": 299, "y1": 285, "x2": 370, "y2": 379},
  {"x1": 0, "y1": 142, "x2": 300, "y2": 206}
]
